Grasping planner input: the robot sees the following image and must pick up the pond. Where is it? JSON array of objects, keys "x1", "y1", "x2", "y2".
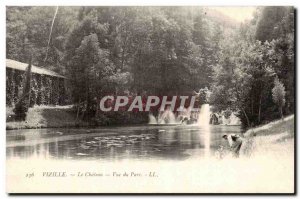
[{"x1": 6, "y1": 125, "x2": 242, "y2": 161}]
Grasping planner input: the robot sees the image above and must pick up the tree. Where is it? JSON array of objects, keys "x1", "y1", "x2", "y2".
[
  {"x1": 13, "y1": 57, "x2": 32, "y2": 120},
  {"x1": 255, "y1": 7, "x2": 289, "y2": 42},
  {"x1": 67, "y1": 33, "x2": 116, "y2": 119},
  {"x1": 6, "y1": 7, "x2": 79, "y2": 73},
  {"x1": 64, "y1": 10, "x2": 130, "y2": 119},
  {"x1": 209, "y1": 31, "x2": 253, "y2": 127},
  {"x1": 272, "y1": 77, "x2": 286, "y2": 119},
  {"x1": 210, "y1": 7, "x2": 294, "y2": 127},
  {"x1": 255, "y1": 7, "x2": 294, "y2": 115},
  {"x1": 7, "y1": 6, "x2": 294, "y2": 126}
]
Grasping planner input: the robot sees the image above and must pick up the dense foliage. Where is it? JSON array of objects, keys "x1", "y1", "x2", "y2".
[
  {"x1": 6, "y1": 6, "x2": 294, "y2": 126},
  {"x1": 209, "y1": 6, "x2": 294, "y2": 127}
]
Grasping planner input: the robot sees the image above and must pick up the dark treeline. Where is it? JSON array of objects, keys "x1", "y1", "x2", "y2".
[
  {"x1": 6, "y1": 6, "x2": 294, "y2": 127},
  {"x1": 209, "y1": 7, "x2": 294, "y2": 126}
]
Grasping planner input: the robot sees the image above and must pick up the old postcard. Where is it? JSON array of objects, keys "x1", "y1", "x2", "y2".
[{"x1": 6, "y1": 6, "x2": 295, "y2": 193}]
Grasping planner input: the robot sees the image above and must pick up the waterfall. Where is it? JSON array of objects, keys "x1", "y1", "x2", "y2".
[
  {"x1": 148, "y1": 103, "x2": 212, "y2": 157},
  {"x1": 197, "y1": 104, "x2": 211, "y2": 127},
  {"x1": 220, "y1": 112, "x2": 241, "y2": 125},
  {"x1": 148, "y1": 105, "x2": 199, "y2": 125},
  {"x1": 168, "y1": 110, "x2": 177, "y2": 124},
  {"x1": 197, "y1": 104, "x2": 211, "y2": 157},
  {"x1": 159, "y1": 109, "x2": 176, "y2": 124},
  {"x1": 148, "y1": 109, "x2": 178, "y2": 124},
  {"x1": 148, "y1": 114, "x2": 157, "y2": 124}
]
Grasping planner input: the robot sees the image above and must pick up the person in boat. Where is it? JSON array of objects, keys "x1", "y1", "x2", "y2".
[{"x1": 222, "y1": 134, "x2": 243, "y2": 158}]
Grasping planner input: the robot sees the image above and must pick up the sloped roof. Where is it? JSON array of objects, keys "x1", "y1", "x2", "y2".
[{"x1": 6, "y1": 59, "x2": 65, "y2": 78}]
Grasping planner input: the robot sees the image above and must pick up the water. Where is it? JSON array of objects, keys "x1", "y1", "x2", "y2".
[
  {"x1": 148, "y1": 114, "x2": 157, "y2": 124},
  {"x1": 7, "y1": 104, "x2": 223, "y2": 161},
  {"x1": 148, "y1": 104, "x2": 208, "y2": 125},
  {"x1": 220, "y1": 112, "x2": 241, "y2": 125},
  {"x1": 150, "y1": 109, "x2": 178, "y2": 124},
  {"x1": 198, "y1": 104, "x2": 210, "y2": 127},
  {"x1": 7, "y1": 124, "x2": 294, "y2": 193},
  {"x1": 6, "y1": 125, "x2": 241, "y2": 161}
]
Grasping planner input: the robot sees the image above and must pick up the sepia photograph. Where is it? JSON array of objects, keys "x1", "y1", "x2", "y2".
[{"x1": 5, "y1": 5, "x2": 295, "y2": 194}]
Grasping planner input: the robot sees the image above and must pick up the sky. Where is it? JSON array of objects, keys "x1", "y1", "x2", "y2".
[{"x1": 211, "y1": 7, "x2": 257, "y2": 22}]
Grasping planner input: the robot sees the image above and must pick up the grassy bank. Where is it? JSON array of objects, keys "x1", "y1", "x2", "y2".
[
  {"x1": 244, "y1": 114, "x2": 294, "y2": 137},
  {"x1": 6, "y1": 105, "x2": 89, "y2": 130},
  {"x1": 242, "y1": 114, "x2": 294, "y2": 159},
  {"x1": 6, "y1": 105, "x2": 149, "y2": 130}
]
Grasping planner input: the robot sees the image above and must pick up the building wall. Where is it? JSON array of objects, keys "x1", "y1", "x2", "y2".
[{"x1": 6, "y1": 68, "x2": 66, "y2": 107}]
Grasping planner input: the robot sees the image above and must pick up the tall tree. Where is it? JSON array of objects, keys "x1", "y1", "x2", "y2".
[{"x1": 272, "y1": 77, "x2": 286, "y2": 119}]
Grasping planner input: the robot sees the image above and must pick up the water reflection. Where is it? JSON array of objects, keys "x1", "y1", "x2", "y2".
[{"x1": 7, "y1": 125, "x2": 241, "y2": 161}]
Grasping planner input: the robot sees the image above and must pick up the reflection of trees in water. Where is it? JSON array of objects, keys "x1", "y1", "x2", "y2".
[
  {"x1": 6, "y1": 131, "x2": 202, "y2": 160},
  {"x1": 7, "y1": 146, "x2": 33, "y2": 158},
  {"x1": 158, "y1": 129, "x2": 176, "y2": 145},
  {"x1": 7, "y1": 126, "x2": 242, "y2": 160},
  {"x1": 7, "y1": 144, "x2": 42, "y2": 159}
]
